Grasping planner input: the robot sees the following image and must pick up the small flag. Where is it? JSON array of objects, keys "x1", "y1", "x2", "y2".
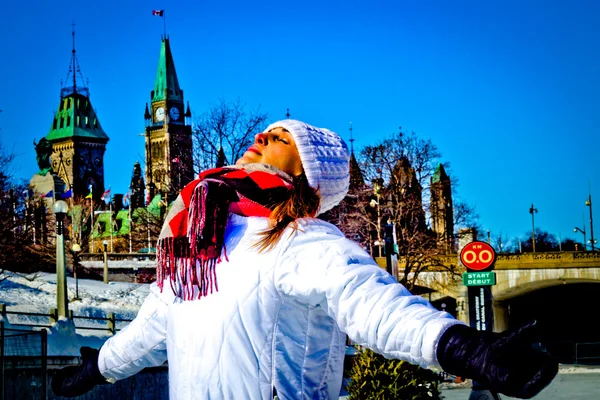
[
  {"x1": 152, "y1": 9, "x2": 164, "y2": 16},
  {"x1": 22, "y1": 189, "x2": 30, "y2": 199},
  {"x1": 145, "y1": 188, "x2": 150, "y2": 206},
  {"x1": 101, "y1": 188, "x2": 111, "y2": 204},
  {"x1": 123, "y1": 190, "x2": 131, "y2": 207},
  {"x1": 61, "y1": 189, "x2": 73, "y2": 199},
  {"x1": 171, "y1": 156, "x2": 180, "y2": 163},
  {"x1": 44, "y1": 190, "x2": 54, "y2": 198},
  {"x1": 85, "y1": 190, "x2": 93, "y2": 199}
]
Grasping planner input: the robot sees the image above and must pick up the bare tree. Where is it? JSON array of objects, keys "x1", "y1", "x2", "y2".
[
  {"x1": 192, "y1": 98, "x2": 268, "y2": 172},
  {"x1": 328, "y1": 128, "x2": 479, "y2": 291},
  {"x1": 0, "y1": 141, "x2": 55, "y2": 273}
]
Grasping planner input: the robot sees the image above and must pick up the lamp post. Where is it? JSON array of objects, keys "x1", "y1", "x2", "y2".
[
  {"x1": 371, "y1": 178, "x2": 384, "y2": 258},
  {"x1": 71, "y1": 243, "x2": 81, "y2": 300},
  {"x1": 574, "y1": 226, "x2": 586, "y2": 251},
  {"x1": 103, "y1": 240, "x2": 109, "y2": 284},
  {"x1": 53, "y1": 200, "x2": 69, "y2": 319},
  {"x1": 586, "y1": 192, "x2": 595, "y2": 251},
  {"x1": 529, "y1": 204, "x2": 538, "y2": 252}
]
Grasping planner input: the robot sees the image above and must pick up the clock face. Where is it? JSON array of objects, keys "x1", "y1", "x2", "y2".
[
  {"x1": 155, "y1": 107, "x2": 165, "y2": 122},
  {"x1": 169, "y1": 107, "x2": 180, "y2": 121}
]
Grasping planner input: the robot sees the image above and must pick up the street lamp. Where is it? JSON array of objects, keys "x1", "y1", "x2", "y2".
[
  {"x1": 103, "y1": 240, "x2": 109, "y2": 284},
  {"x1": 529, "y1": 204, "x2": 538, "y2": 252},
  {"x1": 53, "y1": 200, "x2": 69, "y2": 319},
  {"x1": 574, "y1": 226, "x2": 586, "y2": 251},
  {"x1": 586, "y1": 192, "x2": 595, "y2": 251},
  {"x1": 71, "y1": 243, "x2": 81, "y2": 301}
]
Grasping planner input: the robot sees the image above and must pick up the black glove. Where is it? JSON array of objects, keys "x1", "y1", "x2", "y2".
[
  {"x1": 436, "y1": 321, "x2": 558, "y2": 399},
  {"x1": 51, "y1": 346, "x2": 108, "y2": 397}
]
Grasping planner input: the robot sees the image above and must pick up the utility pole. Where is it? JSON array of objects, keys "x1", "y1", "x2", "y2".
[
  {"x1": 529, "y1": 204, "x2": 538, "y2": 252},
  {"x1": 586, "y1": 184, "x2": 595, "y2": 251}
]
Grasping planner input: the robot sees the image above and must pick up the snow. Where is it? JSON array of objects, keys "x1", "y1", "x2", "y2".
[{"x1": 0, "y1": 270, "x2": 149, "y2": 356}]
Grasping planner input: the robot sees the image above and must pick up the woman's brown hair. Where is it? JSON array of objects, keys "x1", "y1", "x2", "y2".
[{"x1": 254, "y1": 172, "x2": 320, "y2": 252}]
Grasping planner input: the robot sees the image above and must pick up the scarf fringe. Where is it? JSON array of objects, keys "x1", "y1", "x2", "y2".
[
  {"x1": 157, "y1": 181, "x2": 223, "y2": 300},
  {"x1": 157, "y1": 236, "x2": 222, "y2": 300}
]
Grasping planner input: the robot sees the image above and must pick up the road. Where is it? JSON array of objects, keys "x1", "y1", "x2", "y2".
[{"x1": 440, "y1": 370, "x2": 600, "y2": 400}]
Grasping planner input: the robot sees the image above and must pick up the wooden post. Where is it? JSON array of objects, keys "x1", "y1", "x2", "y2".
[
  {"x1": 107, "y1": 312, "x2": 115, "y2": 335},
  {"x1": 49, "y1": 308, "x2": 58, "y2": 325}
]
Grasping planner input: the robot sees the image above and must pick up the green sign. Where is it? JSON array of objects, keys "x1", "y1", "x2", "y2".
[{"x1": 463, "y1": 271, "x2": 496, "y2": 286}]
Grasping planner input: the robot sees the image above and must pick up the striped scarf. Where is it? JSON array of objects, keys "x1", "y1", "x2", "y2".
[{"x1": 156, "y1": 164, "x2": 294, "y2": 300}]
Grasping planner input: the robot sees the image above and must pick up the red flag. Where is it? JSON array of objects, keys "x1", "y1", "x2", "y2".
[
  {"x1": 171, "y1": 156, "x2": 180, "y2": 163},
  {"x1": 152, "y1": 9, "x2": 164, "y2": 16}
]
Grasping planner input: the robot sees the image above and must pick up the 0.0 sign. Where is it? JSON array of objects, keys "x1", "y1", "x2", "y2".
[{"x1": 460, "y1": 241, "x2": 496, "y2": 271}]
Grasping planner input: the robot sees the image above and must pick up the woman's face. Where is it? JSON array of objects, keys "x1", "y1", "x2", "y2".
[{"x1": 236, "y1": 127, "x2": 303, "y2": 177}]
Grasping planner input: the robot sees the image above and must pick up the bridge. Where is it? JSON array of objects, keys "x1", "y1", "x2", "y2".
[{"x1": 412, "y1": 251, "x2": 600, "y2": 364}]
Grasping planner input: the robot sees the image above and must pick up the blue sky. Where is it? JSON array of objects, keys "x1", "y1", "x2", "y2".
[{"x1": 1, "y1": 0, "x2": 599, "y2": 245}]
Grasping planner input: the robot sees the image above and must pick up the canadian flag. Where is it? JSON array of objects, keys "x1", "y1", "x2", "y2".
[
  {"x1": 152, "y1": 9, "x2": 164, "y2": 16},
  {"x1": 101, "y1": 188, "x2": 111, "y2": 202}
]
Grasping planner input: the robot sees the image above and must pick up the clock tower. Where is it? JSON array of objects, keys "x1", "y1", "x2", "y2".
[{"x1": 144, "y1": 37, "x2": 193, "y2": 202}]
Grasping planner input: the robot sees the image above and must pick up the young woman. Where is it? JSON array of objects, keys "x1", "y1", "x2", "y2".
[{"x1": 52, "y1": 120, "x2": 557, "y2": 399}]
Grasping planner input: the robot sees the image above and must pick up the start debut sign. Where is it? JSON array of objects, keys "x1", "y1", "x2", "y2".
[{"x1": 460, "y1": 241, "x2": 496, "y2": 271}]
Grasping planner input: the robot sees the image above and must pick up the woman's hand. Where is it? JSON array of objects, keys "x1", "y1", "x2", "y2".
[
  {"x1": 436, "y1": 321, "x2": 558, "y2": 399},
  {"x1": 51, "y1": 347, "x2": 108, "y2": 397}
]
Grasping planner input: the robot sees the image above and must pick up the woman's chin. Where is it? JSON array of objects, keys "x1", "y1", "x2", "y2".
[{"x1": 236, "y1": 155, "x2": 258, "y2": 166}]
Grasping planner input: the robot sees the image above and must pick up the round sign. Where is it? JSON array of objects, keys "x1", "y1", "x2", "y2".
[{"x1": 460, "y1": 241, "x2": 496, "y2": 271}]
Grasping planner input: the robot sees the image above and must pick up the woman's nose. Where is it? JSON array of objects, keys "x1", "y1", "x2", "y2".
[{"x1": 255, "y1": 132, "x2": 267, "y2": 144}]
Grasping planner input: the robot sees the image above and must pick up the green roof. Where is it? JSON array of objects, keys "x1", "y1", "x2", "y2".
[
  {"x1": 152, "y1": 38, "x2": 183, "y2": 102},
  {"x1": 46, "y1": 92, "x2": 109, "y2": 142},
  {"x1": 432, "y1": 163, "x2": 448, "y2": 184}
]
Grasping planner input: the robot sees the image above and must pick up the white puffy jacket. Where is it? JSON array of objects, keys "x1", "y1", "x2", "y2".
[{"x1": 98, "y1": 214, "x2": 460, "y2": 399}]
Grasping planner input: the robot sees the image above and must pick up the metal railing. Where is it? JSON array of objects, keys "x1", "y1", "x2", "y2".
[
  {"x1": 1, "y1": 321, "x2": 47, "y2": 400},
  {"x1": 575, "y1": 342, "x2": 600, "y2": 366},
  {"x1": 0, "y1": 304, "x2": 132, "y2": 335}
]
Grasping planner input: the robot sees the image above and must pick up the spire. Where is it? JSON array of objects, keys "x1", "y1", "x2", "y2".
[
  {"x1": 432, "y1": 163, "x2": 449, "y2": 184},
  {"x1": 46, "y1": 26, "x2": 108, "y2": 142},
  {"x1": 349, "y1": 153, "x2": 364, "y2": 189},
  {"x1": 286, "y1": 108, "x2": 291, "y2": 119},
  {"x1": 185, "y1": 101, "x2": 192, "y2": 125},
  {"x1": 130, "y1": 161, "x2": 146, "y2": 209},
  {"x1": 151, "y1": 38, "x2": 183, "y2": 103},
  {"x1": 61, "y1": 22, "x2": 89, "y2": 98},
  {"x1": 144, "y1": 103, "x2": 151, "y2": 126},
  {"x1": 349, "y1": 122, "x2": 355, "y2": 155},
  {"x1": 347, "y1": 122, "x2": 364, "y2": 189},
  {"x1": 216, "y1": 147, "x2": 227, "y2": 168}
]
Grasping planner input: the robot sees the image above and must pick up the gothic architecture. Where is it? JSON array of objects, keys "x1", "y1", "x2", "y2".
[
  {"x1": 34, "y1": 29, "x2": 109, "y2": 200},
  {"x1": 430, "y1": 163, "x2": 455, "y2": 252},
  {"x1": 143, "y1": 37, "x2": 193, "y2": 202}
]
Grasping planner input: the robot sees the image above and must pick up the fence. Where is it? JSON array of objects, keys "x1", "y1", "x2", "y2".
[
  {"x1": 0, "y1": 304, "x2": 132, "y2": 335},
  {"x1": 575, "y1": 342, "x2": 600, "y2": 366},
  {"x1": 0, "y1": 321, "x2": 47, "y2": 400}
]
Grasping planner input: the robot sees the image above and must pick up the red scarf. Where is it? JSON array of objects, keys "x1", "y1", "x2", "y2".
[{"x1": 156, "y1": 164, "x2": 293, "y2": 300}]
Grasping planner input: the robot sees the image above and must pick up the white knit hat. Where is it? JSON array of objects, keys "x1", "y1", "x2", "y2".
[{"x1": 265, "y1": 119, "x2": 350, "y2": 215}]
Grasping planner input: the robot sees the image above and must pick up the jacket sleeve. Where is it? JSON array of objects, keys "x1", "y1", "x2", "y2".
[
  {"x1": 274, "y1": 222, "x2": 463, "y2": 369},
  {"x1": 97, "y1": 282, "x2": 171, "y2": 381}
]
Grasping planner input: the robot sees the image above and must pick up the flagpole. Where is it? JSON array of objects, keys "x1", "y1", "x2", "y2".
[
  {"x1": 128, "y1": 197, "x2": 132, "y2": 254},
  {"x1": 90, "y1": 186, "x2": 94, "y2": 253},
  {"x1": 68, "y1": 186, "x2": 74, "y2": 241},
  {"x1": 164, "y1": 10, "x2": 167, "y2": 38},
  {"x1": 109, "y1": 199, "x2": 113, "y2": 252},
  {"x1": 32, "y1": 197, "x2": 36, "y2": 245}
]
